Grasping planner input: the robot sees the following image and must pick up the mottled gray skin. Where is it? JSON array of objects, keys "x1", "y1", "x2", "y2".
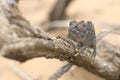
[{"x1": 68, "y1": 20, "x2": 96, "y2": 56}]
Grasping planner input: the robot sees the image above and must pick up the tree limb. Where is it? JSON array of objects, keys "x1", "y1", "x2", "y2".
[
  {"x1": 0, "y1": 36, "x2": 119, "y2": 80},
  {"x1": 97, "y1": 41, "x2": 120, "y2": 68},
  {"x1": 49, "y1": 0, "x2": 71, "y2": 21},
  {"x1": 0, "y1": 0, "x2": 119, "y2": 80}
]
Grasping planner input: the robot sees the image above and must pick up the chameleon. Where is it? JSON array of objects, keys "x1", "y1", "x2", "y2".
[{"x1": 68, "y1": 20, "x2": 96, "y2": 56}]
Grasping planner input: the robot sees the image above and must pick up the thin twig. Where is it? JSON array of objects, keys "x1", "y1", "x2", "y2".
[
  {"x1": 96, "y1": 26, "x2": 120, "y2": 42},
  {"x1": 6, "y1": 62, "x2": 33, "y2": 80},
  {"x1": 48, "y1": 63, "x2": 73, "y2": 80}
]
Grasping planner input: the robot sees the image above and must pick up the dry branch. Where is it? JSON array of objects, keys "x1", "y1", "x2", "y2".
[
  {"x1": 0, "y1": 36, "x2": 120, "y2": 80},
  {"x1": 97, "y1": 41, "x2": 120, "y2": 68},
  {"x1": 49, "y1": 0, "x2": 71, "y2": 21},
  {"x1": 0, "y1": 0, "x2": 120, "y2": 80},
  {"x1": 7, "y1": 62, "x2": 33, "y2": 80},
  {"x1": 48, "y1": 63, "x2": 73, "y2": 80}
]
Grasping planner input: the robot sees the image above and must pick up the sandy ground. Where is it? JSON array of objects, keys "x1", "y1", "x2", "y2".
[{"x1": 0, "y1": 0, "x2": 120, "y2": 80}]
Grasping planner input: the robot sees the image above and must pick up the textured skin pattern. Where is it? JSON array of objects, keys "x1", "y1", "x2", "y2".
[{"x1": 68, "y1": 20, "x2": 96, "y2": 56}]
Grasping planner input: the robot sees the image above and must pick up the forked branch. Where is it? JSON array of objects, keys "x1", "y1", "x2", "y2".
[{"x1": 0, "y1": 0, "x2": 119, "y2": 80}]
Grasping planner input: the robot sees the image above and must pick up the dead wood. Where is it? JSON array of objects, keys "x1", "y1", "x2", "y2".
[
  {"x1": 0, "y1": 0, "x2": 120, "y2": 80},
  {"x1": 49, "y1": 0, "x2": 71, "y2": 21},
  {"x1": 97, "y1": 41, "x2": 120, "y2": 68}
]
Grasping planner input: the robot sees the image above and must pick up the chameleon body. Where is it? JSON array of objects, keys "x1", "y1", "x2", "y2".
[{"x1": 68, "y1": 20, "x2": 96, "y2": 56}]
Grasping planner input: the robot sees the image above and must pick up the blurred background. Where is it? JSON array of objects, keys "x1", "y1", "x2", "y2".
[{"x1": 0, "y1": 0, "x2": 120, "y2": 80}]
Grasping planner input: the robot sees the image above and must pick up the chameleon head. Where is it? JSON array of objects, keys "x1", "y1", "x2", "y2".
[
  {"x1": 68, "y1": 20, "x2": 96, "y2": 56},
  {"x1": 68, "y1": 20, "x2": 96, "y2": 45}
]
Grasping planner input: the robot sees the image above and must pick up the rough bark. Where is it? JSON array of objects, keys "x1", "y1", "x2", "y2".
[{"x1": 0, "y1": 0, "x2": 120, "y2": 80}]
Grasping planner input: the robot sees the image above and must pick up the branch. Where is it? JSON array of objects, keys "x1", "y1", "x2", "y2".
[
  {"x1": 6, "y1": 62, "x2": 33, "y2": 80},
  {"x1": 0, "y1": 36, "x2": 119, "y2": 80},
  {"x1": 96, "y1": 26, "x2": 120, "y2": 42},
  {"x1": 97, "y1": 41, "x2": 120, "y2": 68},
  {"x1": 0, "y1": 0, "x2": 39, "y2": 37},
  {"x1": 49, "y1": 0, "x2": 71, "y2": 21},
  {"x1": 48, "y1": 63, "x2": 73, "y2": 80},
  {"x1": 0, "y1": 0, "x2": 119, "y2": 80}
]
